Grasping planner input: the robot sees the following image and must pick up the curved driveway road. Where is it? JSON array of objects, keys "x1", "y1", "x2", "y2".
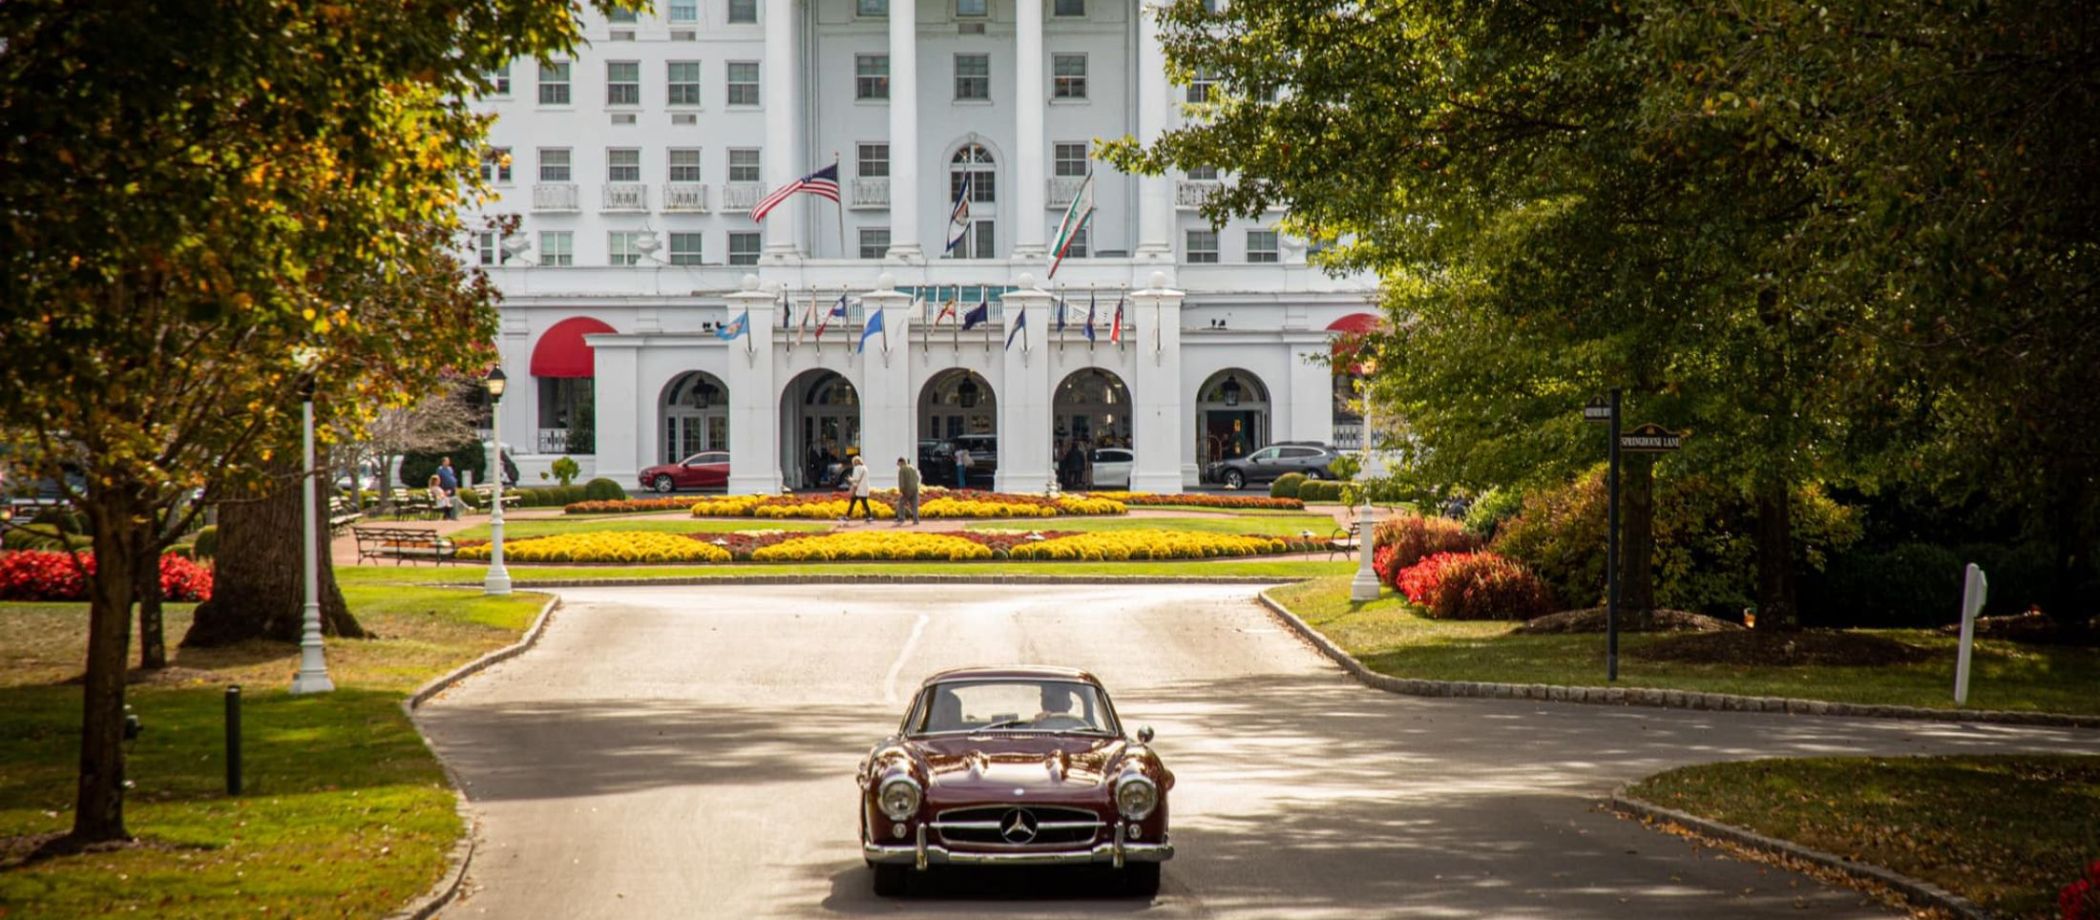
[{"x1": 416, "y1": 584, "x2": 2099, "y2": 919}]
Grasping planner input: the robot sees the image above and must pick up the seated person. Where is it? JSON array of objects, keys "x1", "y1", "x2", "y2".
[
  {"x1": 925, "y1": 688, "x2": 967, "y2": 732},
  {"x1": 1031, "y1": 684, "x2": 1089, "y2": 729}
]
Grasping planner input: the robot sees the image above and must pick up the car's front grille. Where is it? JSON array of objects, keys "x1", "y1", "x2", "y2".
[{"x1": 933, "y1": 805, "x2": 1103, "y2": 848}]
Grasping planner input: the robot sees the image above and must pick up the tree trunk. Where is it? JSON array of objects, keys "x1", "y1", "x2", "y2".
[
  {"x1": 1753, "y1": 475, "x2": 1799, "y2": 629},
  {"x1": 1619, "y1": 453, "x2": 1656, "y2": 628},
  {"x1": 134, "y1": 552, "x2": 166, "y2": 670},
  {"x1": 182, "y1": 457, "x2": 362, "y2": 646},
  {"x1": 73, "y1": 493, "x2": 144, "y2": 843}
]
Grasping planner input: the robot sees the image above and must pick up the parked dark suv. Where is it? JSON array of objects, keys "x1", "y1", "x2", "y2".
[
  {"x1": 923, "y1": 435, "x2": 998, "y2": 488},
  {"x1": 1204, "y1": 442, "x2": 1339, "y2": 489}
]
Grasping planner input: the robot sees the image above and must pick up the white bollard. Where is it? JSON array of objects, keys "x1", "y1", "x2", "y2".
[{"x1": 1953, "y1": 563, "x2": 1988, "y2": 706}]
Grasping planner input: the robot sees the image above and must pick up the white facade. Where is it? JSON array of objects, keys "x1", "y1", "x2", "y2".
[{"x1": 472, "y1": 0, "x2": 1378, "y2": 491}]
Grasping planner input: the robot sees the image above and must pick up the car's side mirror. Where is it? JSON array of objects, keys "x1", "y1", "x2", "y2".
[{"x1": 1136, "y1": 726, "x2": 1154, "y2": 744}]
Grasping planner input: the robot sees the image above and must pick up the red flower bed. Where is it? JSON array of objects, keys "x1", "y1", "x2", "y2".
[
  {"x1": 677, "y1": 529, "x2": 1092, "y2": 560},
  {"x1": 1097, "y1": 492, "x2": 1305, "y2": 510},
  {"x1": 1373, "y1": 513, "x2": 1480, "y2": 574},
  {"x1": 0, "y1": 551, "x2": 214, "y2": 602},
  {"x1": 1392, "y1": 551, "x2": 1551, "y2": 620},
  {"x1": 2066, "y1": 859, "x2": 2100, "y2": 920},
  {"x1": 564, "y1": 498, "x2": 693, "y2": 515}
]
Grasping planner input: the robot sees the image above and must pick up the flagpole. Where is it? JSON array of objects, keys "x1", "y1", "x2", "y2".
[{"x1": 833, "y1": 151, "x2": 846, "y2": 259}]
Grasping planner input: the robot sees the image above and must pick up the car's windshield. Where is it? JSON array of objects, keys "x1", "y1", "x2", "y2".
[{"x1": 909, "y1": 680, "x2": 1115, "y2": 735}]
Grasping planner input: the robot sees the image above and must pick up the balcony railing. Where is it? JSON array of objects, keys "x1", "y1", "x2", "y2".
[
  {"x1": 537, "y1": 428, "x2": 575, "y2": 454},
  {"x1": 602, "y1": 182, "x2": 648, "y2": 212},
  {"x1": 1176, "y1": 180, "x2": 1219, "y2": 209},
  {"x1": 663, "y1": 182, "x2": 710, "y2": 212},
  {"x1": 532, "y1": 183, "x2": 580, "y2": 212},
  {"x1": 1332, "y1": 420, "x2": 1363, "y2": 452},
  {"x1": 850, "y1": 177, "x2": 889, "y2": 209},
  {"x1": 1047, "y1": 176, "x2": 1086, "y2": 208},
  {"x1": 721, "y1": 182, "x2": 762, "y2": 212}
]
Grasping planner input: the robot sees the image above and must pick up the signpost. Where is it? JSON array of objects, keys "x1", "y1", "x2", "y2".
[
  {"x1": 1582, "y1": 395, "x2": 1681, "y2": 682},
  {"x1": 1953, "y1": 564, "x2": 1988, "y2": 706}
]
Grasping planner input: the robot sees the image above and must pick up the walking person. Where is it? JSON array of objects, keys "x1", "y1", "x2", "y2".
[
  {"x1": 435, "y1": 457, "x2": 460, "y2": 520},
  {"x1": 842, "y1": 455, "x2": 875, "y2": 523},
  {"x1": 893, "y1": 457, "x2": 921, "y2": 526},
  {"x1": 953, "y1": 446, "x2": 972, "y2": 489}
]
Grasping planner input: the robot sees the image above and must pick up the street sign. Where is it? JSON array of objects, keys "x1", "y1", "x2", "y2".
[
  {"x1": 1582, "y1": 397, "x2": 1612, "y2": 423},
  {"x1": 1618, "y1": 423, "x2": 1683, "y2": 452}
]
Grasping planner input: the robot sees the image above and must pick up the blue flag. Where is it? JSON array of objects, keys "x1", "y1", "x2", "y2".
[
  {"x1": 961, "y1": 302, "x2": 990, "y2": 330},
  {"x1": 1056, "y1": 296, "x2": 1068, "y2": 332},
  {"x1": 1083, "y1": 294, "x2": 1097, "y2": 343},
  {"x1": 716, "y1": 310, "x2": 749, "y2": 341},
  {"x1": 859, "y1": 305, "x2": 885, "y2": 353},
  {"x1": 1005, "y1": 308, "x2": 1027, "y2": 351}
]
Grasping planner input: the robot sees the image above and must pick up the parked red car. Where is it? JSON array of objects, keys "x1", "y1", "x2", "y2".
[
  {"x1": 638, "y1": 451, "x2": 728, "y2": 493},
  {"x1": 858, "y1": 666, "x2": 1174, "y2": 897}
]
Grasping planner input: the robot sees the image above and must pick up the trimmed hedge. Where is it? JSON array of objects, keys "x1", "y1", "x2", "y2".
[
  {"x1": 1, "y1": 523, "x2": 92, "y2": 552},
  {"x1": 191, "y1": 524, "x2": 219, "y2": 559},
  {"x1": 1395, "y1": 550, "x2": 1553, "y2": 620},
  {"x1": 1296, "y1": 480, "x2": 1355, "y2": 503},
  {"x1": 582, "y1": 477, "x2": 627, "y2": 501},
  {"x1": 1270, "y1": 473, "x2": 1307, "y2": 499}
]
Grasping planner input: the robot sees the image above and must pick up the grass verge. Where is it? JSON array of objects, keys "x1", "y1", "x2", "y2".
[
  {"x1": 340, "y1": 560, "x2": 1354, "y2": 586},
  {"x1": 1269, "y1": 576, "x2": 2100, "y2": 715},
  {"x1": 0, "y1": 585, "x2": 547, "y2": 919},
  {"x1": 1627, "y1": 755, "x2": 2100, "y2": 918}
]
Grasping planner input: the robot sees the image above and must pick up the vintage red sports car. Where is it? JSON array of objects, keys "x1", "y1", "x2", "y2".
[{"x1": 857, "y1": 666, "x2": 1175, "y2": 897}]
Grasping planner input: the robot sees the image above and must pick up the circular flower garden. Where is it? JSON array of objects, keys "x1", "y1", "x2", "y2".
[{"x1": 456, "y1": 527, "x2": 1317, "y2": 565}]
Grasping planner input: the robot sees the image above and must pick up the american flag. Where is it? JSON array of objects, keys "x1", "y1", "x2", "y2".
[{"x1": 750, "y1": 163, "x2": 841, "y2": 221}]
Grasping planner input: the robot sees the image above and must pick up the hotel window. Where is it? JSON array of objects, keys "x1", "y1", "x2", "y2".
[
  {"x1": 858, "y1": 0, "x2": 888, "y2": 15},
  {"x1": 857, "y1": 143, "x2": 889, "y2": 178},
  {"x1": 668, "y1": 0, "x2": 699, "y2": 22},
  {"x1": 540, "y1": 231, "x2": 574, "y2": 266},
  {"x1": 607, "y1": 148, "x2": 641, "y2": 182},
  {"x1": 954, "y1": 54, "x2": 989, "y2": 101},
  {"x1": 1054, "y1": 0, "x2": 1084, "y2": 15},
  {"x1": 727, "y1": 61, "x2": 760, "y2": 106},
  {"x1": 669, "y1": 232, "x2": 705, "y2": 265},
  {"x1": 729, "y1": 0, "x2": 757, "y2": 23},
  {"x1": 958, "y1": 0, "x2": 987, "y2": 15},
  {"x1": 728, "y1": 148, "x2": 762, "y2": 182},
  {"x1": 1186, "y1": 229, "x2": 1219, "y2": 263},
  {"x1": 607, "y1": 61, "x2": 640, "y2": 106},
  {"x1": 609, "y1": 6, "x2": 637, "y2": 23},
  {"x1": 728, "y1": 231, "x2": 762, "y2": 265},
  {"x1": 609, "y1": 232, "x2": 646, "y2": 266},
  {"x1": 1246, "y1": 229, "x2": 1279, "y2": 263},
  {"x1": 856, "y1": 55, "x2": 889, "y2": 101},
  {"x1": 859, "y1": 228, "x2": 891, "y2": 259},
  {"x1": 1054, "y1": 143, "x2": 1089, "y2": 177},
  {"x1": 476, "y1": 231, "x2": 499, "y2": 265},
  {"x1": 480, "y1": 147, "x2": 512, "y2": 183},
  {"x1": 668, "y1": 148, "x2": 702, "y2": 182},
  {"x1": 1052, "y1": 54, "x2": 1087, "y2": 99},
  {"x1": 1061, "y1": 226, "x2": 1089, "y2": 258},
  {"x1": 539, "y1": 148, "x2": 572, "y2": 182},
  {"x1": 1188, "y1": 165, "x2": 1219, "y2": 181},
  {"x1": 538, "y1": 61, "x2": 571, "y2": 105},
  {"x1": 1186, "y1": 69, "x2": 1218, "y2": 103},
  {"x1": 667, "y1": 61, "x2": 701, "y2": 106},
  {"x1": 486, "y1": 64, "x2": 511, "y2": 96}
]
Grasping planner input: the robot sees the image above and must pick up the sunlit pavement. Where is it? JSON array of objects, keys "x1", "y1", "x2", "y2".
[{"x1": 416, "y1": 584, "x2": 2100, "y2": 919}]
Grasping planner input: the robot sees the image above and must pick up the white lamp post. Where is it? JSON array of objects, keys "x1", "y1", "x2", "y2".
[
  {"x1": 484, "y1": 367, "x2": 512, "y2": 596},
  {"x1": 1349, "y1": 377, "x2": 1382, "y2": 602},
  {"x1": 289, "y1": 350, "x2": 335, "y2": 694}
]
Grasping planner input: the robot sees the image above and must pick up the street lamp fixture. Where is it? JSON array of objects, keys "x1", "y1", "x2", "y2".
[
  {"x1": 289, "y1": 348, "x2": 334, "y2": 694},
  {"x1": 1221, "y1": 375, "x2": 1242, "y2": 407},
  {"x1": 1349, "y1": 372, "x2": 1382, "y2": 603},
  {"x1": 958, "y1": 378, "x2": 979, "y2": 409},
  {"x1": 483, "y1": 367, "x2": 512, "y2": 596}
]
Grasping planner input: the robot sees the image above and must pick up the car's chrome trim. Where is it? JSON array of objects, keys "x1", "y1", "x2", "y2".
[
  {"x1": 930, "y1": 820, "x2": 1102, "y2": 831},
  {"x1": 1113, "y1": 820, "x2": 1125, "y2": 869},
  {"x1": 866, "y1": 837, "x2": 1174, "y2": 869}
]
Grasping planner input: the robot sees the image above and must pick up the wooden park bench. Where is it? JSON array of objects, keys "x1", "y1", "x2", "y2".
[
  {"x1": 351, "y1": 526, "x2": 458, "y2": 566},
  {"x1": 1327, "y1": 518, "x2": 1363, "y2": 561},
  {"x1": 327, "y1": 496, "x2": 363, "y2": 534}
]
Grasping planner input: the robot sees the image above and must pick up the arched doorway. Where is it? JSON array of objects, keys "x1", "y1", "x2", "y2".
[
  {"x1": 947, "y1": 143, "x2": 996, "y2": 258},
  {"x1": 780, "y1": 369, "x2": 861, "y2": 490},
  {"x1": 1052, "y1": 368, "x2": 1130, "y2": 489},
  {"x1": 919, "y1": 369, "x2": 998, "y2": 487},
  {"x1": 1196, "y1": 369, "x2": 1270, "y2": 466},
  {"x1": 660, "y1": 372, "x2": 730, "y2": 465}
]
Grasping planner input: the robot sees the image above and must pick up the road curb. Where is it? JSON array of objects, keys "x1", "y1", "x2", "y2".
[
  {"x1": 386, "y1": 594, "x2": 562, "y2": 920},
  {"x1": 1606, "y1": 790, "x2": 1990, "y2": 920},
  {"x1": 1253, "y1": 589, "x2": 2100, "y2": 730},
  {"x1": 443, "y1": 574, "x2": 1293, "y2": 588}
]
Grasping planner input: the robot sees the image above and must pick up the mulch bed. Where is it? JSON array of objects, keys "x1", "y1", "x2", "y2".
[
  {"x1": 0, "y1": 831, "x2": 207, "y2": 871},
  {"x1": 1631, "y1": 629, "x2": 1935, "y2": 667},
  {"x1": 1513, "y1": 607, "x2": 1743, "y2": 635},
  {"x1": 1937, "y1": 610, "x2": 2100, "y2": 646}
]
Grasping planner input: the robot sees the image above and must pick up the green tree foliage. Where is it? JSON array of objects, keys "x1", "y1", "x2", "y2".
[
  {"x1": 1107, "y1": 0, "x2": 2099, "y2": 621},
  {"x1": 0, "y1": 0, "x2": 626, "y2": 845}
]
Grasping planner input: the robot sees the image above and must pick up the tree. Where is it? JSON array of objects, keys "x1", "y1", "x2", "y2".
[
  {"x1": 364, "y1": 383, "x2": 483, "y2": 507},
  {"x1": 0, "y1": 0, "x2": 620, "y2": 846}
]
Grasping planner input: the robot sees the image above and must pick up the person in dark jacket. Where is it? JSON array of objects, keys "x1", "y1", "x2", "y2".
[{"x1": 894, "y1": 457, "x2": 921, "y2": 525}]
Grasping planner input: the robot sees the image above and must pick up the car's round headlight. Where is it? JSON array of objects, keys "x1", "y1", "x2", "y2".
[
  {"x1": 1115, "y1": 775, "x2": 1158, "y2": 821},
  {"x1": 878, "y1": 776, "x2": 921, "y2": 821}
]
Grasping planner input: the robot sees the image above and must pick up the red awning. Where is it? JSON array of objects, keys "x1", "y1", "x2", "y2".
[
  {"x1": 1328, "y1": 313, "x2": 1383, "y2": 375},
  {"x1": 530, "y1": 317, "x2": 618, "y2": 378},
  {"x1": 1326, "y1": 312, "x2": 1384, "y2": 335}
]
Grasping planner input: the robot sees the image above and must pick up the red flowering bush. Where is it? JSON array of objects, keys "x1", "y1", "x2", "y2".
[
  {"x1": 1392, "y1": 551, "x2": 1552, "y2": 620},
  {"x1": 1374, "y1": 513, "x2": 1480, "y2": 573},
  {"x1": 0, "y1": 551, "x2": 213, "y2": 602},
  {"x1": 2065, "y1": 859, "x2": 2100, "y2": 920}
]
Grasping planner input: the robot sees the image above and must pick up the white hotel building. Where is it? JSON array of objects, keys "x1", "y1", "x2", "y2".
[{"x1": 472, "y1": 0, "x2": 1379, "y2": 493}]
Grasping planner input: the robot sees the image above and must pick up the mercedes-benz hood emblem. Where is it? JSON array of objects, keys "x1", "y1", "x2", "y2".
[{"x1": 999, "y1": 808, "x2": 1039, "y2": 844}]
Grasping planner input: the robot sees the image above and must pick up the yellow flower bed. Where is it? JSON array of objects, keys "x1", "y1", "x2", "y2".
[
  {"x1": 1053, "y1": 496, "x2": 1127, "y2": 515},
  {"x1": 457, "y1": 531, "x2": 732, "y2": 564},
  {"x1": 753, "y1": 498, "x2": 895, "y2": 519},
  {"x1": 1005, "y1": 530, "x2": 1288, "y2": 562},
  {"x1": 921, "y1": 497, "x2": 1057, "y2": 519},
  {"x1": 690, "y1": 495, "x2": 765, "y2": 517},
  {"x1": 750, "y1": 531, "x2": 992, "y2": 562}
]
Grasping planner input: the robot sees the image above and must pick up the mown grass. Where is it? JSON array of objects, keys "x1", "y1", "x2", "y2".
[
  {"x1": 0, "y1": 585, "x2": 546, "y2": 919},
  {"x1": 1628, "y1": 755, "x2": 2100, "y2": 918},
  {"x1": 1270, "y1": 576, "x2": 2100, "y2": 715},
  {"x1": 338, "y1": 559, "x2": 1355, "y2": 586}
]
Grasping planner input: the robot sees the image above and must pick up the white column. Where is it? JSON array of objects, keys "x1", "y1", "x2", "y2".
[
  {"x1": 1134, "y1": 1, "x2": 1175, "y2": 262},
  {"x1": 996, "y1": 276, "x2": 1056, "y2": 493},
  {"x1": 727, "y1": 276, "x2": 784, "y2": 493},
  {"x1": 884, "y1": 0, "x2": 922, "y2": 262},
  {"x1": 856, "y1": 274, "x2": 916, "y2": 489},
  {"x1": 764, "y1": 0, "x2": 803, "y2": 259},
  {"x1": 589, "y1": 337, "x2": 643, "y2": 486},
  {"x1": 1288, "y1": 341, "x2": 1334, "y2": 444},
  {"x1": 1128, "y1": 271, "x2": 1184, "y2": 491},
  {"x1": 1012, "y1": 0, "x2": 1046, "y2": 259}
]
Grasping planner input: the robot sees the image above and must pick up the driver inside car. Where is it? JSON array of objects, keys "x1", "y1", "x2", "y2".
[{"x1": 1033, "y1": 684, "x2": 1079, "y2": 725}]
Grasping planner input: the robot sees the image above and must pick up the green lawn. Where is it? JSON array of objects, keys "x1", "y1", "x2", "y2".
[
  {"x1": 339, "y1": 560, "x2": 1354, "y2": 586},
  {"x1": 448, "y1": 516, "x2": 824, "y2": 541},
  {"x1": 1628, "y1": 755, "x2": 2100, "y2": 918},
  {"x1": 1270, "y1": 576, "x2": 2100, "y2": 715},
  {"x1": 968, "y1": 513, "x2": 1337, "y2": 537},
  {"x1": 0, "y1": 585, "x2": 547, "y2": 919}
]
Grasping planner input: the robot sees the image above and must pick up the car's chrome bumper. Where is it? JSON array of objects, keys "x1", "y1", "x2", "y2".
[{"x1": 865, "y1": 822, "x2": 1172, "y2": 869}]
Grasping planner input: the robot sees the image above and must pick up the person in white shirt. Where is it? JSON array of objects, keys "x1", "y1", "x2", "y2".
[
  {"x1": 953, "y1": 447, "x2": 972, "y2": 489},
  {"x1": 843, "y1": 455, "x2": 874, "y2": 523}
]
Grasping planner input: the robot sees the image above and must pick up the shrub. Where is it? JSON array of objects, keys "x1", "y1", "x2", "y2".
[
  {"x1": 400, "y1": 444, "x2": 487, "y2": 491},
  {"x1": 1297, "y1": 480, "x2": 1349, "y2": 503},
  {"x1": 192, "y1": 524, "x2": 219, "y2": 559},
  {"x1": 1803, "y1": 542, "x2": 1963, "y2": 628},
  {"x1": 1462, "y1": 487, "x2": 1524, "y2": 541},
  {"x1": 1374, "y1": 513, "x2": 1481, "y2": 572},
  {"x1": 0, "y1": 551, "x2": 212, "y2": 602},
  {"x1": 456, "y1": 531, "x2": 730, "y2": 564},
  {"x1": 1394, "y1": 551, "x2": 1551, "y2": 620},
  {"x1": 582, "y1": 477, "x2": 627, "y2": 501},
  {"x1": 1490, "y1": 470, "x2": 1609, "y2": 609},
  {"x1": 1, "y1": 522, "x2": 92, "y2": 552},
  {"x1": 1327, "y1": 454, "x2": 1362, "y2": 481},
  {"x1": 1270, "y1": 473, "x2": 1307, "y2": 499},
  {"x1": 549, "y1": 456, "x2": 582, "y2": 487}
]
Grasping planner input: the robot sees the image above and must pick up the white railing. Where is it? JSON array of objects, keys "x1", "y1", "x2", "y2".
[
  {"x1": 537, "y1": 428, "x2": 575, "y2": 454},
  {"x1": 602, "y1": 182, "x2": 648, "y2": 212},
  {"x1": 1176, "y1": 180, "x2": 1220, "y2": 209},
  {"x1": 850, "y1": 177, "x2": 889, "y2": 208},
  {"x1": 1332, "y1": 420, "x2": 1363, "y2": 451},
  {"x1": 721, "y1": 182, "x2": 762, "y2": 211},
  {"x1": 1047, "y1": 176, "x2": 1085, "y2": 208},
  {"x1": 532, "y1": 183, "x2": 580, "y2": 212},
  {"x1": 663, "y1": 182, "x2": 710, "y2": 212}
]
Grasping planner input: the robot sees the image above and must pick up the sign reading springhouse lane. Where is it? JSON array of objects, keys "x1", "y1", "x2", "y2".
[{"x1": 1617, "y1": 423, "x2": 1684, "y2": 452}]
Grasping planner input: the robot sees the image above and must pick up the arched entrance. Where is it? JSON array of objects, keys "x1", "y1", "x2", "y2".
[
  {"x1": 919, "y1": 369, "x2": 998, "y2": 488},
  {"x1": 947, "y1": 143, "x2": 996, "y2": 258},
  {"x1": 780, "y1": 369, "x2": 861, "y2": 490},
  {"x1": 1052, "y1": 368, "x2": 1130, "y2": 489},
  {"x1": 1196, "y1": 368, "x2": 1270, "y2": 466},
  {"x1": 660, "y1": 371, "x2": 730, "y2": 465}
]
